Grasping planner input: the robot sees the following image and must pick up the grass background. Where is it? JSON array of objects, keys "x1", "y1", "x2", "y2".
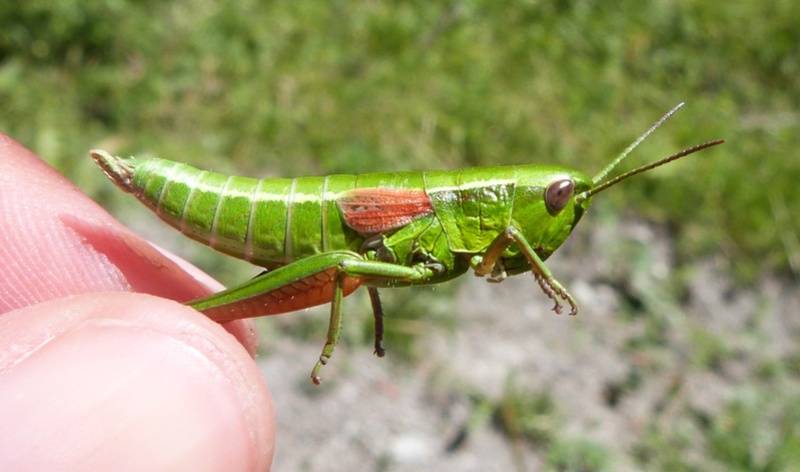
[{"x1": 2, "y1": 1, "x2": 799, "y2": 470}]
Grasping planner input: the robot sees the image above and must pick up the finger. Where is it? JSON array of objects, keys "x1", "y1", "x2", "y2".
[
  {"x1": 0, "y1": 133, "x2": 209, "y2": 307},
  {"x1": 0, "y1": 292, "x2": 275, "y2": 470},
  {"x1": 0, "y1": 133, "x2": 258, "y2": 350}
]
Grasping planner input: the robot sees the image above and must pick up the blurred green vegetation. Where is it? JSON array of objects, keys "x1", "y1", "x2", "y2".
[
  {"x1": 1, "y1": 1, "x2": 797, "y2": 281},
  {"x1": 2, "y1": 2, "x2": 799, "y2": 470}
]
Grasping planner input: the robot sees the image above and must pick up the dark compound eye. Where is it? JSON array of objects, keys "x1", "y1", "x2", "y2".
[{"x1": 544, "y1": 179, "x2": 574, "y2": 215}]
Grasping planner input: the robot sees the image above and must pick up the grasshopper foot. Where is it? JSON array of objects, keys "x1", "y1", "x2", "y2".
[
  {"x1": 310, "y1": 356, "x2": 328, "y2": 385},
  {"x1": 533, "y1": 272, "x2": 579, "y2": 316}
]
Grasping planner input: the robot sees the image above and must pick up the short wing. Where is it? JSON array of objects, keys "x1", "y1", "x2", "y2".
[{"x1": 337, "y1": 188, "x2": 434, "y2": 234}]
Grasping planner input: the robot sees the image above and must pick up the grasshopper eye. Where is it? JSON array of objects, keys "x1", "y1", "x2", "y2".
[{"x1": 545, "y1": 179, "x2": 574, "y2": 215}]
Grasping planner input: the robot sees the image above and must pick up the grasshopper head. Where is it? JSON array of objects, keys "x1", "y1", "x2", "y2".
[
  {"x1": 509, "y1": 103, "x2": 724, "y2": 270},
  {"x1": 509, "y1": 166, "x2": 595, "y2": 266}
]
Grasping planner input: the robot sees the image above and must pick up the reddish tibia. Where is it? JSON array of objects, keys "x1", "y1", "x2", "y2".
[{"x1": 337, "y1": 188, "x2": 434, "y2": 234}]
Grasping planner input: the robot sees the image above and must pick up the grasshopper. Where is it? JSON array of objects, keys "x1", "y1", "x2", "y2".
[{"x1": 91, "y1": 103, "x2": 723, "y2": 383}]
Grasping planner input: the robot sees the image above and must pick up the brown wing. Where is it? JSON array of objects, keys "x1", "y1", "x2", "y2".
[{"x1": 337, "y1": 188, "x2": 434, "y2": 234}]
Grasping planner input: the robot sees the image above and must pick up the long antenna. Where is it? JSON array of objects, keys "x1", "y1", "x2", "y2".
[
  {"x1": 591, "y1": 102, "x2": 685, "y2": 185},
  {"x1": 576, "y1": 139, "x2": 725, "y2": 203}
]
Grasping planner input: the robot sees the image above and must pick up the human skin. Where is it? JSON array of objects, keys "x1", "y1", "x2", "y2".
[{"x1": 0, "y1": 134, "x2": 275, "y2": 471}]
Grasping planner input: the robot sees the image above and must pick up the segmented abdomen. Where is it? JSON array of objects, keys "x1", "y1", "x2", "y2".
[{"x1": 92, "y1": 153, "x2": 363, "y2": 267}]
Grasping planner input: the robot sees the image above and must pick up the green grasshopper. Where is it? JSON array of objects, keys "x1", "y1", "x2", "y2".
[{"x1": 91, "y1": 103, "x2": 723, "y2": 383}]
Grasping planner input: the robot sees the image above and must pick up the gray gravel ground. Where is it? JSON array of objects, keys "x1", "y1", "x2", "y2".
[{"x1": 260, "y1": 217, "x2": 800, "y2": 471}]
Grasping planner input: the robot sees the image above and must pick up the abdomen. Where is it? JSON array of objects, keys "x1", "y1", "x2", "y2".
[{"x1": 116, "y1": 157, "x2": 363, "y2": 267}]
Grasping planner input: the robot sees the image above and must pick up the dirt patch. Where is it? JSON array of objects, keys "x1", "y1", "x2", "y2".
[{"x1": 260, "y1": 218, "x2": 800, "y2": 471}]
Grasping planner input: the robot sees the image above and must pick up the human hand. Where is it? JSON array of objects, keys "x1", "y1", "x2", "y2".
[{"x1": 0, "y1": 134, "x2": 275, "y2": 470}]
